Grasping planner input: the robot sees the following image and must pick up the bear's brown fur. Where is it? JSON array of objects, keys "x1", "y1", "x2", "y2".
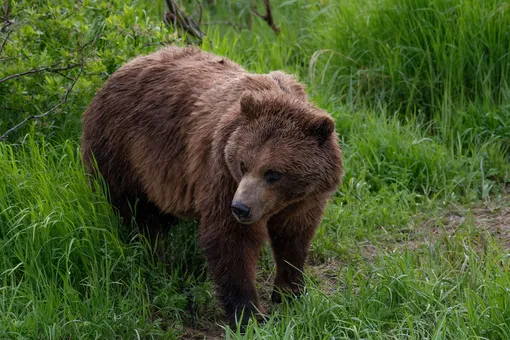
[{"x1": 81, "y1": 46, "x2": 343, "y2": 327}]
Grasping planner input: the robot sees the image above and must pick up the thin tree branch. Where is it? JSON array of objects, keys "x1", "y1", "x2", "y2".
[
  {"x1": 0, "y1": 27, "x2": 12, "y2": 54},
  {"x1": 0, "y1": 67, "x2": 83, "y2": 142},
  {"x1": 252, "y1": 0, "x2": 280, "y2": 35},
  {"x1": 1, "y1": 0, "x2": 14, "y2": 53},
  {"x1": 163, "y1": 0, "x2": 205, "y2": 42},
  {"x1": 53, "y1": 70, "x2": 74, "y2": 81},
  {"x1": 0, "y1": 63, "x2": 79, "y2": 84},
  {"x1": 2, "y1": 0, "x2": 12, "y2": 24},
  {"x1": 3, "y1": 0, "x2": 10, "y2": 19},
  {"x1": 77, "y1": 32, "x2": 105, "y2": 53}
]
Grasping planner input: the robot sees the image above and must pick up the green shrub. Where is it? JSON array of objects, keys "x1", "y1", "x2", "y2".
[{"x1": 0, "y1": 0, "x2": 174, "y2": 141}]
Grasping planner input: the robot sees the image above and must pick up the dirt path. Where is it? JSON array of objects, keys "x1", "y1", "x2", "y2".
[{"x1": 426, "y1": 190, "x2": 510, "y2": 249}]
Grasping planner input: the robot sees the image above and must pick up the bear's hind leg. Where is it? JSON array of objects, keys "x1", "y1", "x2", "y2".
[
  {"x1": 135, "y1": 196, "x2": 178, "y2": 259},
  {"x1": 114, "y1": 193, "x2": 177, "y2": 260}
]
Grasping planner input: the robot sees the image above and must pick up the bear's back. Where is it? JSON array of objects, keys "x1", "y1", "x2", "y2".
[{"x1": 81, "y1": 46, "x2": 246, "y2": 219}]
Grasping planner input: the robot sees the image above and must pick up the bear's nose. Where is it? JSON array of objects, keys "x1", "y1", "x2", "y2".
[{"x1": 231, "y1": 201, "x2": 251, "y2": 220}]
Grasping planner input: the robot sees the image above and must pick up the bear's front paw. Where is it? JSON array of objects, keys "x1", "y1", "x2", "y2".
[
  {"x1": 271, "y1": 285, "x2": 304, "y2": 303},
  {"x1": 228, "y1": 304, "x2": 267, "y2": 332}
]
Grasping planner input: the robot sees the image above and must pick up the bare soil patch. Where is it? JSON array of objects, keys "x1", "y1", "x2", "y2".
[{"x1": 427, "y1": 192, "x2": 510, "y2": 249}]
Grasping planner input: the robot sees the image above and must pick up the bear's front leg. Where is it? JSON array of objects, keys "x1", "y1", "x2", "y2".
[
  {"x1": 267, "y1": 198, "x2": 327, "y2": 303},
  {"x1": 199, "y1": 217, "x2": 266, "y2": 328}
]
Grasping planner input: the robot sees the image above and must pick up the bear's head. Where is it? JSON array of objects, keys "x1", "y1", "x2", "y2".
[{"x1": 224, "y1": 91, "x2": 343, "y2": 224}]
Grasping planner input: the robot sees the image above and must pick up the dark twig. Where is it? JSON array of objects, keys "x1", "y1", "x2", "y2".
[
  {"x1": 54, "y1": 70, "x2": 74, "y2": 81},
  {"x1": 2, "y1": 0, "x2": 12, "y2": 24},
  {"x1": 1, "y1": 0, "x2": 14, "y2": 54},
  {"x1": 252, "y1": 0, "x2": 280, "y2": 35},
  {"x1": 163, "y1": 0, "x2": 205, "y2": 42},
  {"x1": 0, "y1": 63, "x2": 79, "y2": 84},
  {"x1": 168, "y1": 0, "x2": 177, "y2": 28},
  {"x1": 77, "y1": 32, "x2": 105, "y2": 54},
  {"x1": 0, "y1": 67, "x2": 83, "y2": 141},
  {"x1": 0, "y1": 27, "x2": 12, "y2": 54}
]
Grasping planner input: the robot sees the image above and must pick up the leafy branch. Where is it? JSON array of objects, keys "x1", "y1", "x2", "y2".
[
  {"x1": 0, "y1": 31, "x2": 100, "y2": 141},
  {"x1": 0, "y1": 65, "x2": 83, "y2": 141}
]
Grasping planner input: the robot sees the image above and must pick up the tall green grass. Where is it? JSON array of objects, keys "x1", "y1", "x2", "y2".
[
  {"x1": 199, "y1": 0, "x2": 510, "y2": 151},
  {"x1": 307, "y1": 0, "x2": 510, "y2": 116},
  {"x1": 232, "y1": 231, "x2": 510, "y2": 339},
  {"x1": 1, "y1": 128, "x2": 507, "y2": 338},
  {"x1": 0, "y1": 136, "x2": 194, "y2": 337}
]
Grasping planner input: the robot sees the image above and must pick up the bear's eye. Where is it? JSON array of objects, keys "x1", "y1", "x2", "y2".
[
  {"x1": 264, "y1": 170, "x2": 282, "y2": 184},
  {"x1": 240, "y1": 161, "x2": 247, "y2": 175}
]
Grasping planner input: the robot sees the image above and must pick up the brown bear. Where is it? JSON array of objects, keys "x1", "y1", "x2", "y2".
[{"x1": 81, "y1": 45, "x2": 343, "y2": 328}]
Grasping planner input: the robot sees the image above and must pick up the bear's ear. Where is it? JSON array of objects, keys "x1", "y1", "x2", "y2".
[
  {"x1": 307, "y1": 114, "x2": 335, "y2": 146},
  {"x1": 239, "y1": 91, "x2": 263, "y2": 120}
]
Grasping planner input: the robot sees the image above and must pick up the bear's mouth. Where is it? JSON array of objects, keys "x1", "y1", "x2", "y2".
[{"x1": 232, "y1": 212, "x2": 256, "y2": 225}]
